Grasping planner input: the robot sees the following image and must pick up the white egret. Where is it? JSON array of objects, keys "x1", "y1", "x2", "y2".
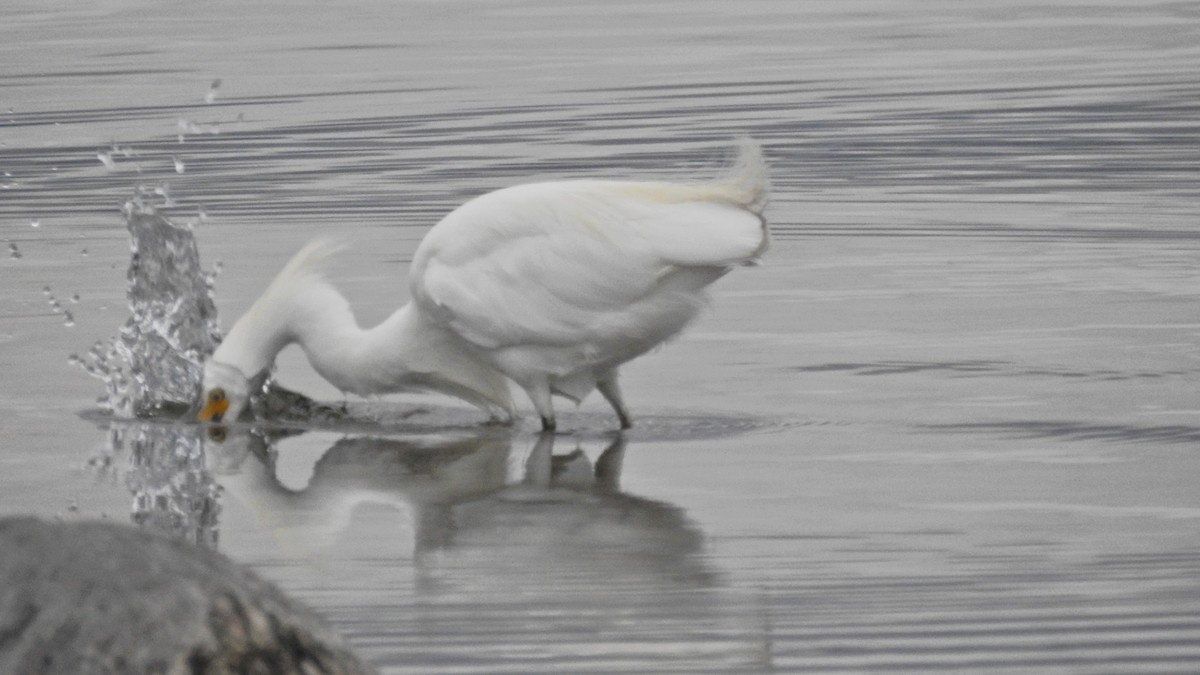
[{"x1": 198, "y1": 141, "x2": 769, "y2": 430}]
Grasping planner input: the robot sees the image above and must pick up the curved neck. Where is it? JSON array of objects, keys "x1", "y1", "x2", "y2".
[{"x1": 212, "y1": 276, "x2": 512, "y2": 416}]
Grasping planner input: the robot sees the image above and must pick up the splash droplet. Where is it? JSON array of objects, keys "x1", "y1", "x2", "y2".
[
  {"x1": 42, "y1": 285, "x2": 52, "y2": 296},
  {"x1": 81, "y1": 248, "x2": 89, "y2": 257},
  {"x1": 63, "y1": 311, "x2": 75, "y2": 327},
  {"x1": 97, "y1": 151, "x2": 116, "y2": 170},
  {"x1": 173, "y1": 156, "x2": 185, "y2": 174},
  {"x1": 177, "y1": 118, "x2": 220, "y2": 135},
  {"x1": 71, "y1": 293, "x2": 81, "y2": 303},
  {"x1": 9, "y1": 242, "x2": 21, "y2": 259},
  {"x1": 30, "y1": 218, "x2": 40, "y2": 228},
  {"x1": 204, "y1": 78, "x2": 222, "y2": 104}
]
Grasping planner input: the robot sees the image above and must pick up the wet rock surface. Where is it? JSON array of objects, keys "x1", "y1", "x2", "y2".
[{"x1": 0, "y1": 518, "x2": 374, "y2": 675}]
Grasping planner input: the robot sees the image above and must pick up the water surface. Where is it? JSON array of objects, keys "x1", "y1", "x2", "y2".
[{"x1": 2, "y1": 1, "x2": 1199, "y2": 672}]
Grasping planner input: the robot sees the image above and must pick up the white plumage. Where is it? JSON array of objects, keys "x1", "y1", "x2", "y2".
[{"x1": 199, "y1": 141, "x2": 769, "y2": 430}]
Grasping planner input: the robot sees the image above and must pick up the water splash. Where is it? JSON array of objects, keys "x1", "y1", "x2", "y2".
[
  {"x1": 77, "y1": 187, "x2": 330, "y2": 422},
  {"x1": 78, "y1": 187, "x2": 221, "y2": 417}
]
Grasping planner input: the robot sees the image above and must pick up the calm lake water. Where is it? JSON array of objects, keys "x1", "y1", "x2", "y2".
[{"x1": 3, "y1": 1, "x2": 1199, "y2": 672}]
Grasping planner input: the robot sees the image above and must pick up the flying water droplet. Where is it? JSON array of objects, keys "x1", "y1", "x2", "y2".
[
  {"x1": 203, "y1": 260, "x2": 225, "y2": 289},
  {"x1": 177, "y1": 118, "x2": 220, "y2": 135},
  {"x1": 42, "y1": 285, "x2": 52, "y2": 296},
  {"x1": 173, "y1": 156, "x2": 185, "y2": 174},
  {"x1": 204, "y1": 78, "x2": 222, "y2": 104},
  {"x1": 97, "y1": 151, "x2": 116, "y2": 170},
  {"x1": 81, "y1": 248, "x2": 89, "y2": 257},
  {"x1": 71, "y1": 293, "x2": 81, "y2": 303},
  {"x1": 30, "y1": 218, "x2": 40, "y2": 228},
  {"x1": 63, "y1": 311, "x2": 75, "y2": 327},
  {"x1": 151, "y1": 182, "x2": 176, "y2": 207}
]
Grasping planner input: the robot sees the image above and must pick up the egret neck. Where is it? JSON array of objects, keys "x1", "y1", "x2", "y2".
[{"x1": 210, "y1": 257, "x2": 513, "y2": 420}]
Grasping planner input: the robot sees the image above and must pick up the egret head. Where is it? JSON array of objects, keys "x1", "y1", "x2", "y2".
[{"x1": 197, "y1": 360, "x2": 252, "y2": 424}]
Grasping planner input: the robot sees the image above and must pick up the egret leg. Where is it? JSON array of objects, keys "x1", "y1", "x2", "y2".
[
  {"x1": 597, "y1": 375, "x2": 632, "y2": 430},
  {"x1": 526, "y1": 380, "x2": 556, "y2": 432}
]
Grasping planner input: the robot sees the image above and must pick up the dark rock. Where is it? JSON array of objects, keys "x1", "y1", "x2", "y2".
[{"x1": 0, "y1": 518, "x2": 374, "y2": 675}]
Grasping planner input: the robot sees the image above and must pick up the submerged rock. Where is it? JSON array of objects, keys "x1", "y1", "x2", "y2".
[{"x1": 0, "y1": 518, "x2": 374, "y2": 675}]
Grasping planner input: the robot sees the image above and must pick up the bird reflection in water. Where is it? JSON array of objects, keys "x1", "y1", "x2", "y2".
[{"x1": 90, "y1": 420, "x2": 713, "y2": 587}]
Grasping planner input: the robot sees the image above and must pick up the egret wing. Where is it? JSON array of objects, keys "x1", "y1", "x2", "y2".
[{"x1": 410, "y1": 178, "x2": 766, "y2": 352}]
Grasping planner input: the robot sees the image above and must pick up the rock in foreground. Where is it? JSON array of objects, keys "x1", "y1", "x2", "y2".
[{"x1": 0, "y1": 517, "x2": 374, "y2": 675}]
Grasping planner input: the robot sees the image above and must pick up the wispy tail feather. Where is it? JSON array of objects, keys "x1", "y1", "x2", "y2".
[
  {"x1": 713, "y1": 138, "x2": 770, "y2": 262},
  {"x1": 714, "y1": 138, "x2": 769, "y2": 216}
]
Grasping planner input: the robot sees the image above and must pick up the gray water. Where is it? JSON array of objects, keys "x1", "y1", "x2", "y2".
[{"x1": 3, "y1": 1, "x2": 1200, "y2": 672}]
